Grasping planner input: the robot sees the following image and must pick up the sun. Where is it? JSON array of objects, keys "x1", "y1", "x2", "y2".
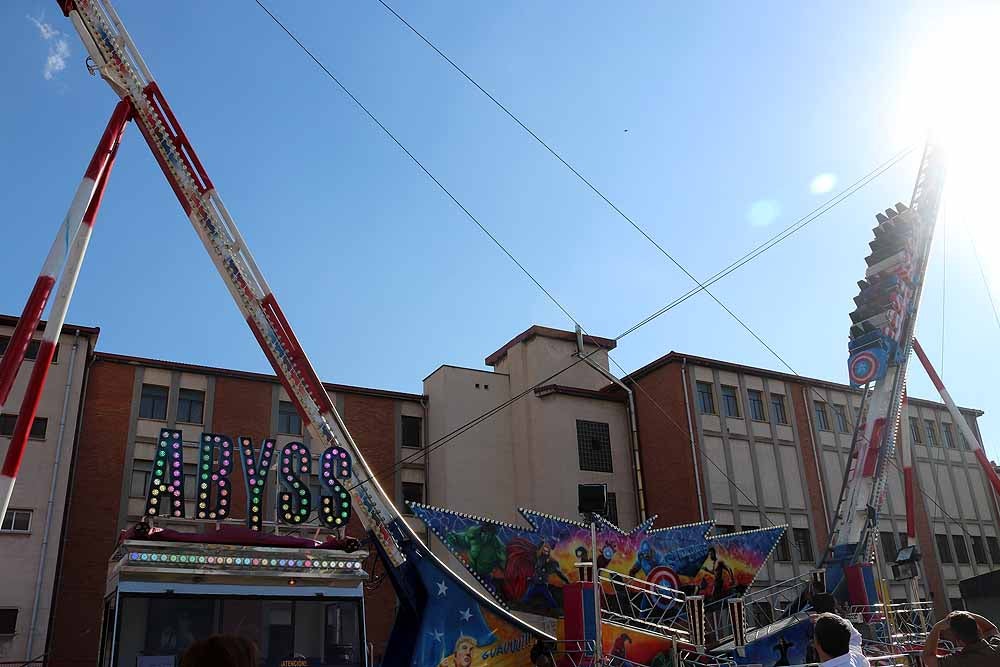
[{"x1": 894, "y1": 7, "x2": 1000, "y2": 255}]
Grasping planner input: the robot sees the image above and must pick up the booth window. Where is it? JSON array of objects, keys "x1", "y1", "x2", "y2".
[
  {"x1": 139, "y1": 384, "x2": 168, "y2": 421},
  {"x1": 278, "y1": 401, "x2": 302, "y2": 435},
  {"x1": 177, "y1": 389, "x2": 205, "y2": 424}
]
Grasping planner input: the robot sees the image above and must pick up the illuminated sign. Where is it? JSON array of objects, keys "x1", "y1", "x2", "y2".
[{"x1": 145, "y1": 428, "x2": 352, "y2": 530}]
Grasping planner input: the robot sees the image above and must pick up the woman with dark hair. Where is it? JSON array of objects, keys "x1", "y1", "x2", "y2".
[{"x1": 180, "y1": 635, "x2": 258, "y2": 667}]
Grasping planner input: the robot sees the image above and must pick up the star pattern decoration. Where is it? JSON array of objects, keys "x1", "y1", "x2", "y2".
[
  {"x1": 430, "y1": 629, "x2": 444, "y2": 642},
  {"x1": 460, "y1": 608, "x2": 473, "y2": 622},
  {"x1": 436, "y1": 580, "x2": 448, "y2": 597}
]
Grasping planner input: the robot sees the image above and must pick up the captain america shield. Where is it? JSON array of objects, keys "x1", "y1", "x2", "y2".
[{"x1": 849, "y1": 350, "x2": 879, "y2": 385}]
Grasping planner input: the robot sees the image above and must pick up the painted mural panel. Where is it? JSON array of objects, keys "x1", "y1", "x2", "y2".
[{"x1": 412, "y1": 504, "x2": 784, "y2": 618}]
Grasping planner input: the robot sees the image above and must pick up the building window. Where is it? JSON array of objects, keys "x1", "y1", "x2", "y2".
[
  {"x1": 793, "y1": 528, "x2": 814, "y2": 563},
  {"x1": 1, "y1": 509, "x2": 32, "y2": 533},
  {"x1": 971, "y1": 536, "x2": 989, "y2": 565},
  {"x1": 774, "y1": 533, "x2": 792, "y2": 561},
  {"x1": 942, "y1": 423, "x2": 956, "y2": 449},
  {"x1": 605, "y1": 492, "x2": 619, "y2": 526},
  {"x1": 0, "y1": 608, "x2": 16, "y2": 635},
  {"x1": 833, "y1": 405, "x2": 850, "y2": 433},
  {"x1": 401, "y1": 482, "x2": 424, "y2": 513},
  {"x1": 176, "y1": 389, "x2": 205, "y2": 424},
  {"x1": 129, "y1": 470, "x2": 150, "y2": 498},
  {"x1": 696, "y1": 382, "x2": 716, "y2": 415},
  {"x1": 401, "y1": 416, "x2": 422, "y2": 448},
  {"x1": 576, "y1": 420, "x2": 613, "y2": 473},
  {"x1": 0, "y1": 336, "x2": 58, "y2": 363},
  {"x1": 721, "y1": 386, "x2": 741, "y2": 418},
  {"x1": 277, "y1": 400, "x2": 302, "y2": 436},
  {"x1": 952, "y1": 535, "x2": 971, "y2": 564},
  {"x1": 986, "y1": 537, "x2": 1000, "y2": 564},
  {"x1": 714, "y1": 524, "x2": 735, "y2": 535},
  {"x1": 0, "y1": 414, "x2": 47, "y2": 439},
  {"x1": 747, "y1": 390, "x2": 766, "y2": 422},
  {"x1": 909, "y1": 417, "x2": 922, "y2": 444},
  {"x1": 959, "y1": 430, "x2": 969, "y2": 450},
  {"x1": 880, "y1": 531, "x2": 898, "y2": 562},
  {"x1": 770, "y1": 394, "x2": 788, "y2": 425},
  {"x1": 935, "y1": 534, "x2": 954, "y2": 563},
  {"x1": 139, "y1": 384, "x2": 168, "y2": 421},
  {"x1": 924, "y1": 419, "x2": 939, "y2": 447},
  {"x1": 813, "y1": 402, "x2": 830, "y2": 431}
]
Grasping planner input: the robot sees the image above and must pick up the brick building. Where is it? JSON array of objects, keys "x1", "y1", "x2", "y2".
[{"x1": 45, "y1": 351, "x2": 426, "y2": 667}]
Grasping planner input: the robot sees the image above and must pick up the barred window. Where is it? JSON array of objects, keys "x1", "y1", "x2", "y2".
[
  {"x1": 833, "y1": 405, "x2": 850, "y2": 433},
  {"x1": 696, "y1": 382, "x2": 716, "y2": 415},
  {"x1": 770, "y1": 393, "x2": 788, "y2": 424},
  {"x1": 774, "y1": 533, "x2": 792, "y2": 561},
  {"x1": 793, "y1": 528, "x2": 814, "y2": 562},
  {"x1": 176, "y1": 389, "x2": 204, "y2": 424},
  {"x1": 925, "y1": 419, "x2": 939, "y2": 447},
  {"x1": 748, "y1": 390, "x2": 766, "y2": 421},
  {"x1": 813, "y1": 402, "x2": 830, "y2": 431},
  {"x1": 278, "y1": 400, "x2": 302, "y2": 435},
  {"x1": 139, "y1": 384, "x2": 168, "y2": 420},
  {"x1": 971, "y1": 536, "x2": 988, "y2": 565},
  {"x1": 942, "y1": 423, "x2": 956, "y2": 449},
  {"x1": 576, "y1": 420, "x2": 613, "y2": 473},
  {"x1": 936, "y1": 534, "x2": 954, "y2": 563},
  {"x1": 721, "y1": 385, "x2": 740, "y2": 418},
  {"x1": 953, "y1": 535, "x2": 971, "y2": 564}
]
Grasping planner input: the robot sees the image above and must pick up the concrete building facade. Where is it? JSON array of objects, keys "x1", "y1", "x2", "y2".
[
  {"x1": 624, "y1": 351, "x2": 1000, "y2": 618},
  {"x1": 0, "y1": 316, "x2": 100, "y2": 663}
]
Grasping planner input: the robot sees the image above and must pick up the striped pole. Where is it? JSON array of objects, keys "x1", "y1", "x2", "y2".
[
  {"x1": 0, "y1": 101, "x2": 130, "y2": 519},
  {"x1": 0, "y1": 101, "x2": 132, "y2": 410},
  {"x1": 911, "y1": 338, "x2": 1000, "y2": 496}
]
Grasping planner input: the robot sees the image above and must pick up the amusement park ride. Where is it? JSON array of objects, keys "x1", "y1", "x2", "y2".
[{"x1": 3, "y1": 1, "x2": 1000, "y2": 666}]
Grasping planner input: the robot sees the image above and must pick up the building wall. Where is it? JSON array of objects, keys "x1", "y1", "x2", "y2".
[
  {"x1": 47, "y1": 354, "x2": 425, "y2": 667},
  {"x1": 0, "y1": 322, "x2": 97, "y2": 663}
]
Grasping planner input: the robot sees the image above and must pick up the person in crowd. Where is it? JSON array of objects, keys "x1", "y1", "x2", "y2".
[
  {"x1": 922, "y1": 610, "x2": 1000, "y2": 666},
  {"x1": 180, "y1": 635, "x2": 258, "y2": 667},
  {"x1": 812, "y1": 612, "x2": 869, "y2": 667}
]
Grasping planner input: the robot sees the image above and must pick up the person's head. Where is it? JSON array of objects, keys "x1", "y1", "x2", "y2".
[
  {"x1": 538, "y1": 542, "x2": 551, "y2": 558},
  {"x1": 948, "y1": 612, "x2": 982, "y2": 646},
  {"x1": 453, "y1": 636, "x2": 476, "y2": 667},
  {"x1": 813, "y1": 613, "x2": 853, "y2": 661},
  {"x1": 180, "y1": 635, "x2": 257, "y2": 667},
  {"x1": 708, "y1": 547, "x2": 718, "y2": 562}
]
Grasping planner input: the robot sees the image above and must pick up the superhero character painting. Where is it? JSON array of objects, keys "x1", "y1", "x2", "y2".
[{"x1": 412, "y1": 503, "x2": 783, "y2": 619}]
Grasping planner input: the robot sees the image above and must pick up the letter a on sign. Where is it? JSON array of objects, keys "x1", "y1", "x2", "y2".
[{"x1": 146, "y1": 429, "x2": 186, "y2": 518}]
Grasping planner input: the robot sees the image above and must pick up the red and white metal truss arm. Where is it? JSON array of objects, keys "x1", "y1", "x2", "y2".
[
  {"x1": 836, "y1": 143, "x2": 945, "y2": 552},
  {"x1": 58, "y1": 0, "x2": 406, "y2": 565},
  {"x1": 911, "y1": 338, "x2": 1000, "y2": 497},
  {"x1": 900, "y1": 390, "x2": 916, "y2": 542},
  {"x1": 0, "y1": 100, "x2": 131, "y2": 519}
]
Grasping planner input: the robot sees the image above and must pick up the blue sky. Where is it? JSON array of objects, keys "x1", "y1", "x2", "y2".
[{"x1": 2, "y1": 2, "x2": 999, "y2": 462}]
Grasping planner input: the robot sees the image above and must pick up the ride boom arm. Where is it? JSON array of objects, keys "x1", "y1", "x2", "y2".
[{"x1": 57, "y1": 0, "x2": 407, "y2": 566}]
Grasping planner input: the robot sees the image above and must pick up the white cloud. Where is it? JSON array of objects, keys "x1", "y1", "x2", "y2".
[
  {"x1": 27, "y1": 15, "x2": 59, "y2": 40},
  {"x1": 45, "y1": 39, "x2": 70, "y2": 80},
  {"x1": 809, "y1": 173, "x2": 837, "y2": 195},
  {"x1": 748, "y1": 199, "x2": 781, "y2": 227},
  {"x1": 27, "y1": 14, "x2": 70, "y2": 81}
]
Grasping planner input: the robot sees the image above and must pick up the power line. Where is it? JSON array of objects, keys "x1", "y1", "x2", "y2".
[
  {"x1": 372, "y1": 0, "x2": 916, "y2": 379},
  {"x1": 253, "y1": 0, "x2": 581, "y2": 329},
  {"x1": 614, "y1": 147, "x2": 915, "y2": 341},
  {"x1": 971, "y1": 235, "x2": 1000, "y2": 333}
]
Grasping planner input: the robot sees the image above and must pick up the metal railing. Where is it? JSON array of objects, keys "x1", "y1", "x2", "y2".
[
  {"x1": 598, "y1": 568, "x2": 689, "y2": 639},
  {"x1": 848, "y1": 601, "x2": 934, "y2": 649},
  {"x1": 705, "y1": 573, "x2": 816, "y2": 644}
]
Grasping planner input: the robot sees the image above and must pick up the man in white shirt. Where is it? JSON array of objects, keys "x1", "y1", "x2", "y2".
[{"x1": 812, "y1": 612, "x2": 870, "y2": 667}]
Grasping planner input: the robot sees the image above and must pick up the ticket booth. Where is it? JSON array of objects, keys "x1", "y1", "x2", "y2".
[{"x1": 98, "y1": 535, "x2": 369, "y2": 667}]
